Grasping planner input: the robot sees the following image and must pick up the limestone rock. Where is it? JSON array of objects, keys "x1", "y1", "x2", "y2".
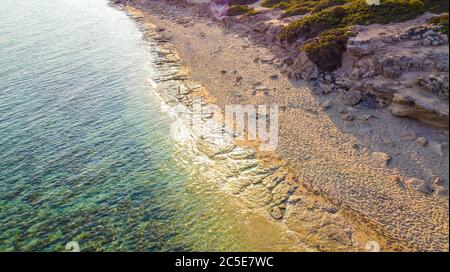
[
  {"x1": 269, "y1": 206, "x2": 283, "y2": 220},
  {"x1": 416, "y1": 137, "x2": 428, "y2": 146},
  {"x1": 372, "y1": 152, "x2": 392, "y2": 167},
  {"x1": 404, "y1": 178, "x2": 434, "y2": 195},
  {"x1": 341, "y1": 89, "x2": 362, "y2": 106},
  {"x1": 292, "y1": 52, "x2": 319, "y2": 81},
  {"x1": 347, "y1": 37, "x2": 376, "y2": 57}
]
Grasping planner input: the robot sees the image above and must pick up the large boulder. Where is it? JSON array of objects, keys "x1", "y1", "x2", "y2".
[{"x1": 292, "y1": 52, "x2": 319, "y2": 80}]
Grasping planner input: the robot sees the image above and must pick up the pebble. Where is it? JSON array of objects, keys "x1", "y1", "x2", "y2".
[
  {"x1": 372, "y1": 152, "x2": 392, "y2": 166},
  {"x1": 254, "y1": 85, "x2": 269, "y2": 91},
  {"x1": 416, "y1": 137, "x2": 428, "y2": 146},
  {"x1": 432, "y1": 177, "x2": 444, "y2": 186},
  {"x1": 343, "y1": 113, "x2": 355, "y2": 121},
  {"x1": 288, "y1": 195, "x2": 302, "y2": 204},
  {"x1": 321, "y1": 100, "x2": 332, "y2": 110},
  {"x1": 270, "y1": 74, "x2": 278, "y2": 80}
]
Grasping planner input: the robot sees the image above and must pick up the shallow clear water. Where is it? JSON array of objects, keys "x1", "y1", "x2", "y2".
[
  {"x1": 0, "y1": 0, "x2": 305, "y2": 252},
  {"x1": 0, "y1": 0, "x2": 221, "y2": 251}
]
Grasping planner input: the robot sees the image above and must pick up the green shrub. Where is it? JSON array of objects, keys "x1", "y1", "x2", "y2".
[
  {"x1": 301, "y1": 27, "x2": 353, "y2": 71},
  {"x1": 228, "y1": 5, "x2": 260, "y2": 16},
  {"x1": 429, "y1": 13, "x2": 449, "y2": 34},
  {"x1": 279, "y1": 0, "x2": 427, "y2": 43},
  {"x1": 422, "y1": 0, "x2": 449, "y2": 13},
  {"x1": 261, "y1": 0, "x2": 348, "y2": 18},
  {"x1": 277, "y1": 0, "x2": 444, "y2": 71}
]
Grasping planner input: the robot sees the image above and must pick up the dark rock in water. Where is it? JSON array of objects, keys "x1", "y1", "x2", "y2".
[{"x1": 404, "y1": 178, "x2": 435, "y2": 195}]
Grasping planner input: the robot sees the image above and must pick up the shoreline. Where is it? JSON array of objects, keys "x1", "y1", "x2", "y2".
[{"x1": 111, "y1": 0, "x2": 449, "y2": 251}]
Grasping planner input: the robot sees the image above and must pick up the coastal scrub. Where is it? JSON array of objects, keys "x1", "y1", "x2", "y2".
[
  {"x1": 429, "y1": 13, "x2": 449, "y2": 34},
  {"x1": 278, "y1": 0, "x2": 449, "y2": 71},
  {"x1": 228, "y1": 4, "x2": 260, "y2": 16},
  {"x1": 301, "y1": 27, "x2": 353, "y2": 71}
]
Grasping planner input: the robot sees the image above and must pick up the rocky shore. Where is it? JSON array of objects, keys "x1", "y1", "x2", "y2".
[{"x1": 111, "y1": 0, "x2": 449, "y2": 251}]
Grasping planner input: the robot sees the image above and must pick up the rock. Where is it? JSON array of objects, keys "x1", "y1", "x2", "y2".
[
  {"x1": 235, "y1": 75, "x2": 243, "y2": 85},
  {"x1": 281, "y1": 57, "x2": 294, "y2": 66},
  {"x1": 260, "y1": 57, "x2": 274, "y2": 64},
  {"x1": 288, "y1": 195, "x2": 302, "y2": 204},
  {"x1": 292, "y1": 52, "x2": 319, "y2": 80},
  {"x1": 419, "y1": 183, "x2": 435, "y2": 195},
  {"x1": 429, "y1": 142, "x2": 444, "y2": 156},
  {"x1": 213, "y1": 45, "x2": 223, "y2": 53},
  {"x1": 342, "y1": 89, "x2": 362, "y2": 106},
  {"x1": 343, "y1": 113, "x2": 355, "y2": 121},
  {"x1": 254, "y1": 85, "x2": 269, "y2": 91},
  {"x1": 361, "y1": 114, "x2": 375, "y2": 121},
  {"x1": 432, "y1": 177, "x2": 444, "y2": 186},
  {"x1": 422, "y1": 30, "x2": 435, "y2": 38},
  {"x1": 318, "y1": 83, "x2": 333, "y2": 94},
  {"x1": 391, "y1": 175, "x2": 402, "y2": 184},
  {"x1": 270, "y1": 74, "x2": 279, "y2": 80},
  {"x1": 269, "y1": 206, "x2": 283, "y2": 220},
  {"x1": 416, "y1": 74, "x2": 449, "y2": 100},
  {"x1": 405, "y1": 178, "x2": 434, "y2": 195},
  {"x1": 423, "y1": 37, "x2": 432, "y2": 46},
  {"x1": 347, "y1": 37, "x2": 376, "y2": 57},
  {"x1": 416, "y1": 137, "x2": 428, "y2": 146},
  {"x1": 324, "y1": 74, "x2": 333, "y2": 84},
  {"x1": 348, "y1": 25, "x2": 365, "y2": 32},
  {"x1": 372, "y1": 152, "x2": 392, "y2": 166},
  {"x1": 434, "y1": 187, "x2": 448, "y2": 198},
  {"x1": 389, "y1": 93, "x2": 449, "y2": 128},
  {"x1": 374, "y1": 54, "x2": 427, "y2": 78},
  {"x1": 321, "y1": 99, "x2": 332, "y2": 110},
  {"x1": 324, "y1": 207, "x2": 338, "y2": 214},
  {"x1": 220, "y1": 70, "x2": 227, "y2": 74},
  {"x1": 335, "y1": 77, "x2": 356, "y2": 89},
  {"x1": 272, "y1": 181, "x2": 292, "y2": 205}
]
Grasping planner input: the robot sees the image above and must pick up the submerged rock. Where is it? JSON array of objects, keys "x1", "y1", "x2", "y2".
[{"x1": 269, "y1": 206, "x2": 283, "y2": 220}]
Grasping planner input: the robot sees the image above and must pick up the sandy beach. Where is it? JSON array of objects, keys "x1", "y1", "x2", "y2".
[{"x1": 112, "y1": 0, "x2": 449, "y2": 251}]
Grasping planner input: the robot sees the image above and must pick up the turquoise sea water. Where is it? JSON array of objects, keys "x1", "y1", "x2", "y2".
[{"x1": 0, "y1": 0, "x2": 253, "y2": 251}]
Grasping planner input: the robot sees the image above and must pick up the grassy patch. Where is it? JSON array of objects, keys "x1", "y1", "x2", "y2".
[
  {"x1": 429, "y1": 13, "x2": 449, "y2": 34},
  {"x1": 228, "y1": 5, "x2": 260, "y2": 16},
  {"x1": 261, "y1": 0, "x2": 347, "y2": 17},
  {"x1": 302, "y1": 27, "x2": 353, "y2": 71}
]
